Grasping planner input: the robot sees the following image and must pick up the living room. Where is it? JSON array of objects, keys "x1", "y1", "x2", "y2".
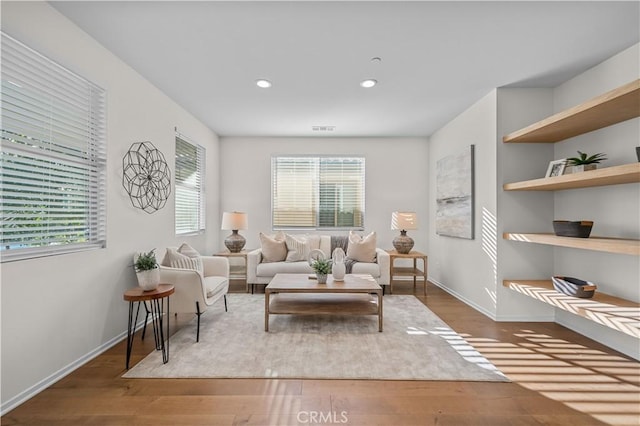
[{"x1": 1, "y1": 1, "x2": 639, "y2": 424}]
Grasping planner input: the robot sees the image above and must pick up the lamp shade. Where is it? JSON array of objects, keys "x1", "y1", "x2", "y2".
[
  {"x1": 391, "y1": 212, "x2": 418, "y2": 231},
  {"x1": 221, "y1": 211, "x2": 248, "y2": 230}
]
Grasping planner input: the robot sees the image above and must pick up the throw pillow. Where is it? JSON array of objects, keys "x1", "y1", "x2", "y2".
[
  {"x1": 347, "y1": 231, "x2": 377, "y2": 263},
  {"x1": 259, "y1": 231, "x2": 287, "y2": 262},
  {"x1": 164, "y1": 246, "x2": 203, "y2": 273},
  {"x1": 285, "y1": 234, "x2": 311, "y2": 262},
  {"x1": 178, "y1": 243, "x2": 203, "y2": 273}
]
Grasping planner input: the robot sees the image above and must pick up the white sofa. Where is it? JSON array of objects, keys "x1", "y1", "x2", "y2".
[{"x1": 247, "y1": 234, "x2": 390, "y2": 292}]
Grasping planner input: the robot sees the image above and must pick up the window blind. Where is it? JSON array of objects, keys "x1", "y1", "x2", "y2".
[
  {"x1": 175, "y1": 135, "x2": 205, "y2": 234},
  {"x1": 1, "y1": 33, "x2": 107, "y2": 262},
  {"x1": 272, "y1": 156, "x2": 365, "y2": 229}
]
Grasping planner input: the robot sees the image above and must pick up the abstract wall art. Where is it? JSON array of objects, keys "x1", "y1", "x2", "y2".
[{"x1": 436, "y1": 145, "x2": 475, "y2": 239}]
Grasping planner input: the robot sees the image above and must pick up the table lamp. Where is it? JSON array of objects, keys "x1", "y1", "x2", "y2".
[
  {"x1": 221, "y1": 211, "x2": 248, "y2": 253},
  {"x1": 391, "y1": 211, "x2": 417, "y2": 254}
]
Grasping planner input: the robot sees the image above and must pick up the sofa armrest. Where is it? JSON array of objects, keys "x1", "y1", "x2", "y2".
[
  {"x1": 247, "y1": 248, "x2": 263, "y2": 284},
  {"x1": 202, "y1": 256, "x2": 229, "y2": 278},
  {"x1": 158, "y1": 265, "x2": 207, "y2": 311},
  {"x1": 375, "y1": 248, "x2": 390, "y2": 285}
]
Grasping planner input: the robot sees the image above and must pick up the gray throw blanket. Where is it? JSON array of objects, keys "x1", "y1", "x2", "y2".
[{"x1": 330, "y1": 235, "x2": 356, "y2": 273}]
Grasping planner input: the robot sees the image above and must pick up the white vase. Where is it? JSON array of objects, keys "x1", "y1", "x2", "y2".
[
  {"x1": 331, "y1": 247, "x2": 346, "y2": 281},
  {"x1": 565, "y1": 164, "x2": 597, "y2": 174},
  {"x1": 136, "y1": 268, "x2": 160, "y2": 291}
]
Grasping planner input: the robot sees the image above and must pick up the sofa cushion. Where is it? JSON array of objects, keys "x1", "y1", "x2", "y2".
[
  {"x1": 259, "y1": 231, "x2": 287, "y2": 262},
  {"x1": 257, "y1": 261, "x2": 314, "y2": 277},
  {"x1": 347, "y1": 231, "x2": 377, "y2": 263},
  {"x1": 351, "y1": 262, "x2": 381, "y2": 278},
  {"x1": 285, "y1": 234, "x2": 311, "y2": 262}
]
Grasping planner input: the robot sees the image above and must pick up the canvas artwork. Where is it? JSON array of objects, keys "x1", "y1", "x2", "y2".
[{"x1": 436, "y1": 145, "x2": 475, "y2": 239}]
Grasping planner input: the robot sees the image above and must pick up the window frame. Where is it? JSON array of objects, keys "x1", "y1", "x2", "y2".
[
  {"x1": 271, "y1": 155, "x2": 365, "y2": 231},
  {"x1": 0, "y1": 32, "x2": 107, "y2": 262},
  {"x1": 174, "y1": 133, "x2": 205, "y2": 235}
]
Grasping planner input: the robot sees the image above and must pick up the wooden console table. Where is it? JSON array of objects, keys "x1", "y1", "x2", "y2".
[
  {"x1": 387, "y1": 250, "x2": 428, "y2": 295},
  {"x1": 123, "y1": 284, "x2": 174, "y2": 369}
]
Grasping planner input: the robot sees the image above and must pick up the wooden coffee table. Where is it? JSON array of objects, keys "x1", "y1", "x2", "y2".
[{"x1": 264, "y1": 273, "x2": 383, "y2": 332}]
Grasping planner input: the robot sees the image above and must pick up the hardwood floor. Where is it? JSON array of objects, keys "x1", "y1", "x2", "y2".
[{"x1": 3, "y1": 281, "x2": 639, "y2": 425}]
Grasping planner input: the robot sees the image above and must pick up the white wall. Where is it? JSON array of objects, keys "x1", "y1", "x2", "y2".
[
  {"x1": 219, "y1": 137, "x2": 429, "y2": 254},
  {"x1": 0, "y1": 2, "x2": 221, "y2": 412}
]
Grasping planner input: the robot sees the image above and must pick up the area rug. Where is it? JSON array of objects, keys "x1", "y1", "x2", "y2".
[{"x1": 124, "y1": 294, "x2": 507, "y2": 382}]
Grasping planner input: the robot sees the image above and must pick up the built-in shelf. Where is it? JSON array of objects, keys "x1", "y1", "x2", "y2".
[
  {"x1": 503, "y1": 233, "x2": 640, "y2": 256},
  {"x1": 503, "y1": 79, "x2": 640, "y2": 143},
  {"x1": 503, "y1": 163, "x2": 640, "y2": 191},
  {"x1": 503, "y1": 280, "x2": 639, "y2": 339}
]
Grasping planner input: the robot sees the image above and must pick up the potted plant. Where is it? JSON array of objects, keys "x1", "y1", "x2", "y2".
[
  {"x1": 311, "y1": 258, "x2": 331, "y2": 284},
  {"x1": 134, "y1": 249, "x2": 160, "y2": 291},
  {"x1": 565, "y1": 151, "x2": 607, "y2": 174}
]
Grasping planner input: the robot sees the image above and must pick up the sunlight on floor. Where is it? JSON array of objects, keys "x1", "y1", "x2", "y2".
[{"x1": 464, "y1": 329, "x2": 640, "y2": 425}]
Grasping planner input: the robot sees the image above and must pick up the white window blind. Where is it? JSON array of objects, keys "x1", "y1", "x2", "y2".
[
  {"x1": 272, "y1": 156, "x2": 365, "y2": 229},
  {"x1": 1, "y1": 33, "x2": 107, "y2": 262},
  {"x1": 175, "y1": 135, "x2": 205, "y2": 234}
]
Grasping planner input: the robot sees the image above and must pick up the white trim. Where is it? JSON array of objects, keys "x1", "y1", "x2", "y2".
[{"x1": 0, "y1": 319, "x2": 148, "y2": 416}]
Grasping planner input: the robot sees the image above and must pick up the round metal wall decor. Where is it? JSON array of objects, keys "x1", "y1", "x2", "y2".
[{"x1": 122, "y1": 141, "x2": 171, "y2": 214}]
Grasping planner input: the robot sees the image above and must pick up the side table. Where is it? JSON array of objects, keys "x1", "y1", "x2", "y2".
[
  {"x1": 123, "y1": 284, "x2": 174, "y2": 370},
  {"x1": 387, "y1": 250, "x2": 428, "y2": 296},
  {"x1": 214, "y1": 250, "x2": 251, "y2": 293}
]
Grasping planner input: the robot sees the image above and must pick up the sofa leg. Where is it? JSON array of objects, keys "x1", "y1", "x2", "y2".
[
  {"x1": 224, "y1": 294, "x2": 228, "y2": 312},
  {"x1": 195, "y1": 301, "x2": 201, "y2": 343}
]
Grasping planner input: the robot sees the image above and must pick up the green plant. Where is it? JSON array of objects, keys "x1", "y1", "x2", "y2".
[
  {"x1": 135, "y1": 249, "x2": 158, "y2": 271},
  {"x1": 567, "y1": 151, "x2": 607, "y2": 166},
  {"x1": 311, "y1": 258, "x2": 331, "y2": 275}
]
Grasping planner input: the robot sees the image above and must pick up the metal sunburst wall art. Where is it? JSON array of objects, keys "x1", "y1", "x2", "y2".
[{"x1": 122, "y1": 141, "x2": 171, "y2": 214}]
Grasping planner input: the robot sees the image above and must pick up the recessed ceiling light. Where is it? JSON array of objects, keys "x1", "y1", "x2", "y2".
[
  {"x1": 256, "y1": 79, "x2": 272, "y2": 88},
  {"x1": 360, "y1": 79, "x2": 377, "y2": 88}
]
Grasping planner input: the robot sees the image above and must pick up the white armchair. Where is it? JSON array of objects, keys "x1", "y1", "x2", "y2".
[{"x1": 159, "y1": 251, "x2": 230, "y2": 342}]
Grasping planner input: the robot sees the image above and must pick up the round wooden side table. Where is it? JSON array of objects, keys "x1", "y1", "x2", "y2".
[{"x1": 123, "y1": 284, "x2": 174, "y2": 370}]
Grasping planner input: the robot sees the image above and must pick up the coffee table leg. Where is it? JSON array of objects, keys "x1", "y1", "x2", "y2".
[
  {"x1": 378, "y1": 291, "x2": 383, "y2": 332},
  {"x1": 264, "y1": 290, "x2": 270, "y2": 332}
]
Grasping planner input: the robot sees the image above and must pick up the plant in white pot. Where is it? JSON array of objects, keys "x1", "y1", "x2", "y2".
[
  {"x1": 311, "y1": 258, "x2": 332, "y2": 284},
  {"x1": 565, "y1": 151, "x2": 607, "y2": 174},
  {"x1": 134, "y1": 249, "x2": 160, "y2": 291}
]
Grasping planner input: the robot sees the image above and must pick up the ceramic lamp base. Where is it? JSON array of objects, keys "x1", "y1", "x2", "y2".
[
  {"x1": 393, "y1": 230, "x2": 414, "y2": 254},
  {"x1": 224, "y1": 230, "x2": 246, "y2": 253}
]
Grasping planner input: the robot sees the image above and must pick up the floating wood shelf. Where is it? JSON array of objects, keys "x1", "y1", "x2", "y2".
[
  {"x1": 503, "y1": 79, "x2": 640, "y2": 143},
  {"x1": 503, "y1": 280, "x2": 640, "y2": 339},
  {"x1": 503, "y1": 233, "x2": 640, "y2": 256},
  {"x1": 503, "y1": 163, "x2": 640, "y2": 191}
]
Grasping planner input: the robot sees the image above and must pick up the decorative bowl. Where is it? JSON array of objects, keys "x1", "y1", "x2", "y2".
[
  {"x1": 552, "y1": 276, "x2": 597, "y2": 298},
  {"x1": 552, "y1": 220, "x2": 593, "y2": 238}
]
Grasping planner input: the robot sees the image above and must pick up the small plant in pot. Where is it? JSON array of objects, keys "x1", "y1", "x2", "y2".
[
  {"x1": 134, "y1": 249, "x2": 160, "y2": 291},
  {"x1": 565, "y1": 151, "x2": 607, "y2": 174},
  {"x1": 311, "y1": 258, "x2": 331, "y2": 284}
]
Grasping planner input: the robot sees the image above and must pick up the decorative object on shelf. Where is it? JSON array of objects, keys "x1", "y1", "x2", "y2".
[
  {"x1": 391, "y1": 211, "x2": 418, "y2": 253},
  {"x1": 636, "y1": 146, "x2": 640, "y2": 162},
  {"x1": 311, "y1": 257, "x2": 331, "y2": 284},
  {"x1": 544, "y1": 159, "x2": 567, "y2": 177},
  {"x1": 436, "y1": 145, "x2": 475, "y2": 239},
  {"x1": 134, "y1": 249, "x2": 160, "y2": 291},
  {"x1": 331, "y1": 247, "x2": 346, "y2": 281},
  {"x1": 564, "y1": 151, "x2": 607, "y2": 174},
  {"x1": 552, "y1": 276, "x2": 597, "y2": 298},
  {"x1": 553, "y1": 220, "x2": 594, "y2": 238},
  {"x1": 221, "y1": 212, "x2": 248, "y2": 253},
  {"x1": 122, "y1": 141, "x2": 171, "y2": 214}
]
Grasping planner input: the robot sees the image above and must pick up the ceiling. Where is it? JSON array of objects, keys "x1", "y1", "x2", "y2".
[{"x1": 51, "y1": 1, "x2": 639, "y2": 138}]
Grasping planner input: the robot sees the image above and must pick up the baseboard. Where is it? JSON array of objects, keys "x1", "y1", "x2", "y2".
[
  {"x1": 1, "y1": 318, "x2": 148, "y2": 416},
  {"x1": 428, "y1": 277, "x2": 498, "y2": 320}
]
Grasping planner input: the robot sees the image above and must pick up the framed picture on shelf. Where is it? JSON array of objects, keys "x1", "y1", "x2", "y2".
[{"x1": 545, "y1": 159, "x2": 567, "y2": 178}]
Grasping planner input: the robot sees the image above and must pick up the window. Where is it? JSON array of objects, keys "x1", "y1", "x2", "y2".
[
  {"x1": 0, "y1": 33, "x2": 107, "y2": 262},
  {"x1": 272, "y1": 156, "x2": 365, "y2": 229},
  {"x1": 175, "y1": 134, "x2": 205, "y2": 234}
]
